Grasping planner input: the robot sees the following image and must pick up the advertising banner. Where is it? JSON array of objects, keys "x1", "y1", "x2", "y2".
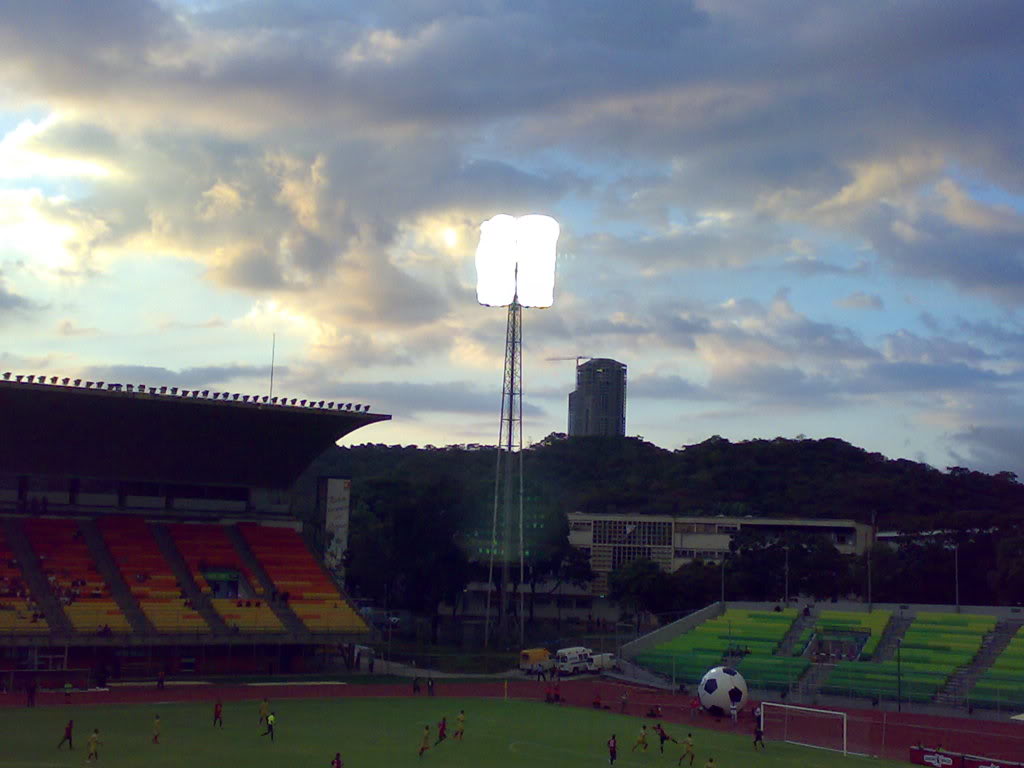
[
  {"x1": 910, "y1": 748, "x2": 964, "y2": 768},
  {"x1": 323, "y1": 477, "x2": 351, "y2": 573},
  {"x1": 963, "y1": 756, "x2": 1022, "y2": 768}
]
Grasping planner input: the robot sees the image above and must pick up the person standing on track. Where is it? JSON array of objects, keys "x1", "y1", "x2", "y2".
[
  {"x1": 608, "y1": 733, "x2": 618, "y2": 765},
  {"x1": 57, "y1": 719, "x2": 73, "y2": 750}
]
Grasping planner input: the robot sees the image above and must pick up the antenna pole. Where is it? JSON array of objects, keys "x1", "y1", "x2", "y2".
[{"x1": 269, "y1": 333, "x2": 276, "y2": 399}]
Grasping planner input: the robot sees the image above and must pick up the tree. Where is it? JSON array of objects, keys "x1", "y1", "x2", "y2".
[{"x1": 610, "y1": 558, "x2": 677, "y2": 630}]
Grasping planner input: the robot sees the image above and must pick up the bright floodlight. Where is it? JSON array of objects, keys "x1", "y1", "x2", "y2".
[{"x1": 475, "y1": 214, "x2": 560, "y2": 307}]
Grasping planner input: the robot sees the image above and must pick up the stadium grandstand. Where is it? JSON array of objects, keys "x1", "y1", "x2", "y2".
[
  {"x1": 0, "y1": 373, "x2": 389, "y2": 686},
  {"x1": 625, "y1": 601, "x2": 1024, "y2": 714}
]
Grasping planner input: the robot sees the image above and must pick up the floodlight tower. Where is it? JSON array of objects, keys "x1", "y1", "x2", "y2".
[{"x1": 475, "y1": 214, "x2": 560, "y2": 649}]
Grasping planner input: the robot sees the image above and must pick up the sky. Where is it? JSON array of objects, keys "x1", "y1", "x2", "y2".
[{"x1": 1, "y1": 1, "x2": 1023, "y2": 476}]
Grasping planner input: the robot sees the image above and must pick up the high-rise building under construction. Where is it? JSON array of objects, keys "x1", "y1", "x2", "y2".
[{"x1": 568, "y1": 358, "x2": 626, "y2": 437}]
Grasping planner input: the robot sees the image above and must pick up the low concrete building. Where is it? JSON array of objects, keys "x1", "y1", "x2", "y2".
[{"x1": 568, "y1": 512, "x2": 873, "y2": 595}]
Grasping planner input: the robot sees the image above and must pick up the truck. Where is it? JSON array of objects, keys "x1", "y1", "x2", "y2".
[
  {"x1": 555, "y1": 646, "x2": 594, "y2": 675},
  {"x1": 588, "y1": 652, "x2": 618, "y2": 672},
  {"x1": 519, "y1": 648, "x2": 553, "y2": 674}
]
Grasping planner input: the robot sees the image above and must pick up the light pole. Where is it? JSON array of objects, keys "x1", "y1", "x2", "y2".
[
  {"x1": 784, "y1": 544, "x2": 789, "y2": 604},
  {"x1": 954, "y1": 542, "x2": 960, "y2": 613},
  {"x1": 896, "y1": 637, "x2": 902, "y2": 713},
  {"x1": 476, "y1": 214, "x2": 560, "y2": 650}
]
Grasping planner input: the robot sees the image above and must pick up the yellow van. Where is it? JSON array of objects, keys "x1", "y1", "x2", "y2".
[{"x1": 519, "y1": 648, "x2": 552, "y2": 671}]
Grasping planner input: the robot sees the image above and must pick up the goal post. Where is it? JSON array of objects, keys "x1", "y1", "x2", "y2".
[{"x1": 761, "y1": 701, "x2": 848, "y2": 756}]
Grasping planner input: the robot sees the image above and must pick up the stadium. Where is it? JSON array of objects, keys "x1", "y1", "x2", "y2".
[
  {"x1": 0, "y1": 375, "x2": 387, "y2": 683},
  {"x1": 2, "y1": 373, "x2": 1023, "y2": 768}
]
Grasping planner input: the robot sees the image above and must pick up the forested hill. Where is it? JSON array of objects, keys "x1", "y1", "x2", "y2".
[{"x1": 300, "y1": 434, "x2": 1023, "y2": 531}]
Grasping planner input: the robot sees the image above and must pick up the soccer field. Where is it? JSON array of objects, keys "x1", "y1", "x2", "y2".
[{"x1": 0, "y1": 696, "x2": 911, "y2": 768}]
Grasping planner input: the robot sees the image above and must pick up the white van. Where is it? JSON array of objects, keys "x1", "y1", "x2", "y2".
[
  {"x1": 556, "y1": 646, "x2": 593, "y2": 675},
  {"x1": 588, "y1": 653, "x2": 617, "y2": 672}
]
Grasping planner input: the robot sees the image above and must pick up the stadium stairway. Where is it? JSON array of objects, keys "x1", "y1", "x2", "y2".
[
  {"x1": 77, "y1": 518, "x2": 155, "y2": 635},
  {"x1": 225, "y1": 524, "x2": 309, "y2": 638},
  {"x1": 148, "y1": 523, "x2": 231, "y2": 636},
  {"x1": 794, "y1": 660, "x2": 835, "y2": 696},
  {"x1": 777, "y1": 609, "x2": 817, "y2": 656},
  {"x1": 935, "y1": 617, "x2": 1024, "y2": 705},
  {"x1": 1, "y1": 518, "x2": 72, "y2": 634},
  {"x1": 872, "y1": 614, "x2": 914, "y2": 662}
]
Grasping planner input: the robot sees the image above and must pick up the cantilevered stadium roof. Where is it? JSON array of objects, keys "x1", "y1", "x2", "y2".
[{"x1": 0, "y1": 379, "x2": 390, "y2": 488}]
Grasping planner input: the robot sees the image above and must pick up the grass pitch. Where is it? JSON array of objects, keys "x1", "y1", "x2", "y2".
[{"x1": 0, "y1": 695, "x2": 909, "y2": 768}]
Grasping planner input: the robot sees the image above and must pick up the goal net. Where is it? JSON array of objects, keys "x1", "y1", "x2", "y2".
[{"x1": 761, "y1": 702, "x2": 848, "y2": 756}]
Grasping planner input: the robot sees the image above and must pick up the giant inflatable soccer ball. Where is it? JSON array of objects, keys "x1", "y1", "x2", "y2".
[{"x1": 698, "y1": 666, "x2": 748, "y2": 716}]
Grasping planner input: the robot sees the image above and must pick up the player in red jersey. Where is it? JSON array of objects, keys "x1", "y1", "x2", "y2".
[
  {"x1": 435, "y1": 716, "x2": 447, "y2": 745},
  {"x1": 213, "y1": 699, "x2": 223, "y2": 728},
  {"x1": 654, "y1": 722, "x2": 678, "y2": 753},
  {"x1": 331, "y1": 752, "x2": 343, "y2": 768},
  {"x1": 57, "y1": 719, "x2": 74, "y2": 750},
  {"x1": 608, "y1": 733, "x2": 618, "y2": 765}
]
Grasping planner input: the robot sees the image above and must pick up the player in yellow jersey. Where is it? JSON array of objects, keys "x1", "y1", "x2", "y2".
[
  {"x1": 631, "y1": 724, "x2": 649, "y2": 752},
  {"x1": 152, "y1": 714, "x2": 161, "y2": 744},
  {"x1": 454, "y1": 710, "x2": 465, "y2": 740},
  {"x1": 705, "y1": 757, "x2": 717, "y2": 768},
  {"x1": 259, "y1": 698, "x2": 270, "y2": 725},
  {"x1": 679, "y1": 733, "x2": 696, "y2": 766},
  {"x1": 418, "y1": 725, "x2": 431, "y2": 758},
  {"x1": 86, "y1": 729, "x2": 101, "y2": 763}
]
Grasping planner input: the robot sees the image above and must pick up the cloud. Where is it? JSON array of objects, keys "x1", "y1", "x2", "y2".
[
  {"x1": 57, "y1": 320, "x2": 99, "y2": 337},
  {"x1": 836, "y1": 291, "x2": 883, "y2": 310},
  {"x1": 0, "y1": 272, "x2": 37, "y2": 316},
  {"x1": 950, "y1": 425, "x2": 1024, "y2": 476},
  {"x1": 78, "y1": 363, "x2": 278, "y2": 390}
]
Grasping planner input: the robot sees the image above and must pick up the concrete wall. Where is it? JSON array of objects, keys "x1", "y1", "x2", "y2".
[
  {"x1": 727, "y1": 599, "x2": 1024, "y2": 619},
  {"x1": 620, "y1": 600, "x2": 725, "y2": 659}
]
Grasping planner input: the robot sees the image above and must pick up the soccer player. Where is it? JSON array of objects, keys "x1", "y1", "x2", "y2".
[
  {"x1": 679, "y1": 733, "x2": 696, "y2": 766},
  {"x1": 259, "y1": 697, "x2": 270, "y2": 725},
  {"x1": 57, "y1": 719, "x2": 73, "y2": 750},
  {"x1": 213, "y1": 699, "x2": 224, "y2": 728},
  {"x1": 152, "y1": 714, "x2": 161, "y2": 744},
  {"x1": 331, "y1": 752, "x2": 343, "y2": 768},
  {"x1": 654, "y1": 722, "x2": 678, "y2": 753},
  {"x1": 262, "y1": 711, "x2": 276, "y2": 741},
  {"x1": 86, "y1": 728, "x2": 101, "y2": 763},
  {"x1": 435, "y1": 716, "x2": 447, "y2": 745},
  {"x1": 453, "y1": 710, "x2": 465, "y2": 741},
  {"x1": 607, "y1": 733, "x2": 618, "y2": 765},
  {"x1": 753, "y1": 721, "x2": 766, "y2": 750},
  {"x1": 418, "y1": 725, "x2": 430, "y2": 758},
  {"x1": 631, "y1": 724, "x2": 649, "y2": 752},
  {"x1": 705, "y1": 757, "x2": 717, "y2": 768}
]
